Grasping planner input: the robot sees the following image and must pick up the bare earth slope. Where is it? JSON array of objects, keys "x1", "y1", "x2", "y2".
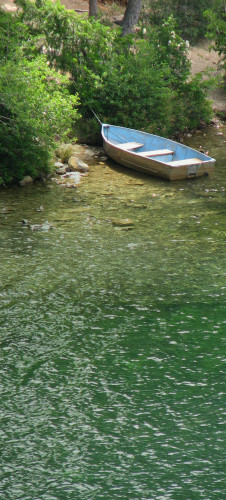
[
  {"x1": 189, "y1": 40, "x2": 225, "y2": 114},
  {"x1": 1, "y1": 0, "x2": 225, "y2": 114}
]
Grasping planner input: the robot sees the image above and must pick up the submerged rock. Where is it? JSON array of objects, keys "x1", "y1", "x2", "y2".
[
  {"x1": 1, "y1": 206, "x2": 16, "y2": 214},
  {"x1": 62, "y1": 171, "x2": 83, "y2": 186},
  {"x1": 29, "y1": 221, "x2": 53, "y2": 231},
  {"x1": 112, "y1": 218, "x2": 135, "y2": 227},
  {"x1": 21, "y1": 219, "x2": 29, "y2": 226},
  {"x1": 52, "y1": 170, "x2": 84, "y2": 188}
]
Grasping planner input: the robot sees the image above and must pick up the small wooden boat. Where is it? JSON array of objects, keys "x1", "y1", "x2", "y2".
[{"x1": 101, "y1": 123, "x2": 215, "y2": 180}]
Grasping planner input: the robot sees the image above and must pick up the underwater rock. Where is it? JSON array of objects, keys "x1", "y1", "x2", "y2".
[
  {"x1": 36, "y1": 205, "x2": 44, "y2": 212},
  {"x1": 29, "y1": 221, "x2": 53, "y2": 231},
  {"x1": 1, "y1": 206, "x2": 16, "y2": 214},
  {"x1": 52, "y1": 170, "x2": 84, "y2": 188},
  {"x1": 21, "y1": 219, "x2": 29, "y2": 226},
  {"x1": 62, "y1": 171, "x2": 83, "y2": 185},
  {"x1": 112, "y1": 218, "x2": 135, "y2": 227}
]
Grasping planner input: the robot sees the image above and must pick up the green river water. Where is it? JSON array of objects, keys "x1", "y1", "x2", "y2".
[{"x1": 0, "y1": 125, "x2": 225, "y2": 499}]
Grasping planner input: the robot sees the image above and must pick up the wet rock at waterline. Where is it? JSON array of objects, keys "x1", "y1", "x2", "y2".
[
  {"x1": 68, "y1": 156, "x2": 89, "y2": 173},
  {"x1": 54, "y1": 161, "x2": 64, "y2": 169},
  {"x1": 55, "y1": 164, "x2": 68, "y2": 175},
  {"x1": 53, "y1": 143, "x2": 107, "y2": 188},
  {"x1": 54, "y1": 152, "x2": 90, "y2": 187},
  {"x1": 19, "y1": 176, "x2": 33, "y2": 186}
]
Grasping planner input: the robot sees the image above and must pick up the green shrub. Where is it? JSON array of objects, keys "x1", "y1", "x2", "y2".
[
  {"x1": 0, "y1": 8, "x2": 29, "y2": 61},
  {"x1": 0, "y1": 6, "x2": 80, "y2": 185},
  {"x1": 204, "y1": 0, "x2": 226, "y2": 77},
  {"x1": 16, "y1": 1, "x2": 212, "y2": 139},
  {"x1": 0, "y1": 55, "x2": 79, "y2": 185},
  {"x1": 0, "y1": 0, "x2": 213, "y2": 175},
  {"x1": 142, "y1": 0, "x2": 215, "y2": 43}
]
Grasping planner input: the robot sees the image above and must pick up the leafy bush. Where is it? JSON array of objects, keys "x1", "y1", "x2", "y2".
[
  {"x1": 204, "y1": 0, "x2": 226, "y2": 77},
  {"x1": 16, "y1": 0, "x2": 212, "y2": 141},
  {"x1": 142, "y1": 0, "x2": 215, "y2": 43},
  {"x1": 0, "y1": 53, "x2": 79, "y2": 185},
  {"x1": 0, "y1": 6, "x2": 79, "y2": 185},
  {"x1": 0, "y1": 8, "x2": 29, "y2": 61},
  {"x1": 0, "y1": 0, "x2": 214, "y2": 184}
]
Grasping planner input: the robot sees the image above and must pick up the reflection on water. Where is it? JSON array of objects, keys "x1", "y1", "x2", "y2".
[{"x1": 0, "y1": 125, "x2": 225, "y2": 499}]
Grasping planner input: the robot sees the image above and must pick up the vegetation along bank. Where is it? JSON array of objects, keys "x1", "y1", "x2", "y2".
[{"x1": 0, "y1": 0, "x2": 225, "y2": 186}]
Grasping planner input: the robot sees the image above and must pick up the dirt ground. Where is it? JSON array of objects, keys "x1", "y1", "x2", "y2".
[
  {"x1": 189, "y1": 40, "x2": 225, "y2": 114},
  {"x1": 1, "y1": 0, "x2": 225, "y2": 114}
]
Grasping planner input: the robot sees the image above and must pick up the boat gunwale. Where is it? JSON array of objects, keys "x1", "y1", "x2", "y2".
[{"x1": 101, "y1": 123, "x2": 215, "y2": 164}]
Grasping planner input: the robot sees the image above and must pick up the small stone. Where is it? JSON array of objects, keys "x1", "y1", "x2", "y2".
[
  {"x1": 56, "y1": 166, "x2": 67, "y2": 175},
  {"x1": 84, "y1": 149, "x2": 95, "y2": 157},
  {"x1": 54, "y1": 161, "x2": 64, "y2": 168},
  {"x1": 19, "y1": 176, "x2": 33, "y2": 186}
]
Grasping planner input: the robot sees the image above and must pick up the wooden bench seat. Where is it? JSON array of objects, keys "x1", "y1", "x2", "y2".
[
  {"x1": 167, "y1": 158, "x2": 203, "y2": 167},
  {"x1": 118, "y1": 142, "x2": 144, "y2": 150},
  {"x1": 137, "y1": 149, "x2": 174, "y2": 157}
]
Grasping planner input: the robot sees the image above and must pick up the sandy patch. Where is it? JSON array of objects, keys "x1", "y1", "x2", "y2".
[{"x1": 189, "y1": 40, "x2": 225, "y2": 113}]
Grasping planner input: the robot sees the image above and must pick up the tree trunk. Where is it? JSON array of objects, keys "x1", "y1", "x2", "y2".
[
  {"x1": 89, "y1": 0, "x2": 98, "y2": 18},
  {"x1": 122, "y1": 0, "x2": 142, "y2": 36}
]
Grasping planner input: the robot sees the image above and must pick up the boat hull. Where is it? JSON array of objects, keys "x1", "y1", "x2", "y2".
[{"x1": 102, "y1": 124, "x2": 215, "y2": 181}]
